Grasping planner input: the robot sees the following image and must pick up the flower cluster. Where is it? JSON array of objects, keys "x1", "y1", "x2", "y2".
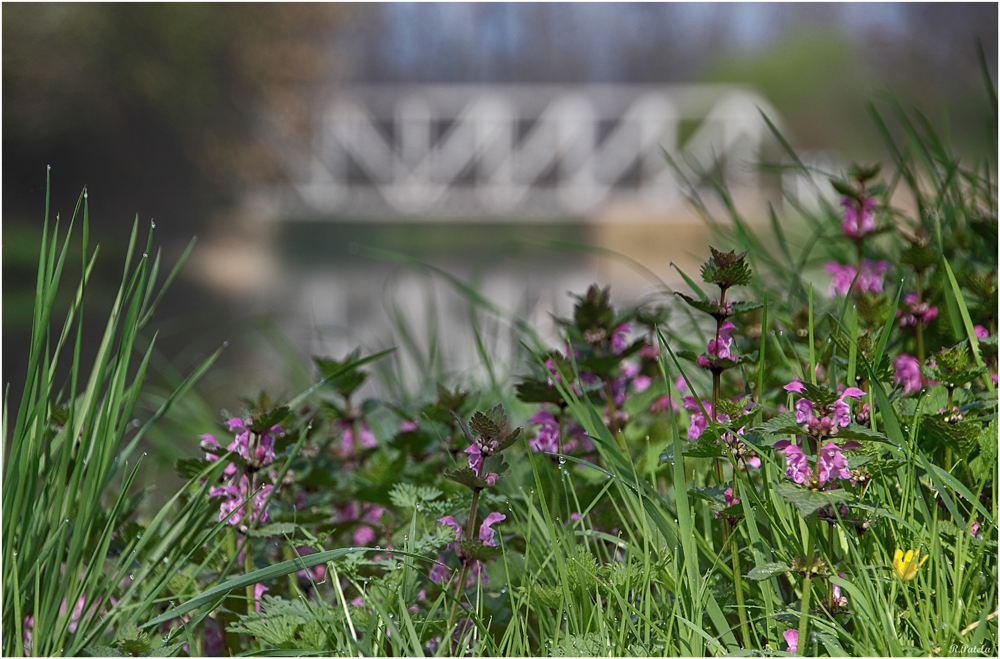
[
  {"x1": 783, "y1": 381, "x2": 864, "y2": 439},
  {"x1": 432, "y1": 513, "x2": 506, "y2": 587},
  {"x1": 897, "y1": 293, "x2": 938, "y2": 327},
  {"x1": 202, "y1": 417, "x2": 282, "y2": 530},
  {"x1": 840, "y1": 195, "x2": 877, "y2": 238},
  {"x1": 683, "y1": 395, "x2": 761, "y2": 468},
  {"x1": 825, "y1": 259, "x2": 890, "y2": 297}
]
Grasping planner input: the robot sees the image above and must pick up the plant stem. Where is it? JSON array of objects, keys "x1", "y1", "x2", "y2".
[
  {"x1": 729, "y1": 475, "x2": 749, "y2": 647},
  {"x1": 797, "y1": 530, "x2": 815, "y2": 657},
  {"x1": 245, "y1": 472, "x2": 256, "y2": 616},
  {"x1": 916, "y1": 271, "x2": 925, "y2": 365},
  {"x1": 446, "y1": 488, "x2": 482, "y2": 638}
]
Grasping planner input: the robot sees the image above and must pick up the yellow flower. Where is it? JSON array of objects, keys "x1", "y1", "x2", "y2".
[{"x1": 892, "y1": 548, "x2": 928, "y2": 581}]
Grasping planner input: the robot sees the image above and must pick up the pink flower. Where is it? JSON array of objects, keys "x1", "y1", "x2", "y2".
[
  {"x1": 825, "y1": 260, "x2": 889, "y2": 297},
  {"x1": 611, "y1": 323, "x2": 630, "y2": 354},
  {"x1": 783, "y1": 380, "x2": 806, "y2": 394},
  {"x1": 353, "y1": 525, "x2": 376, "y2": 546},
  {"x1": 893, "y1": 353, "x2": 923, "y2": 395},
  {"x1": 254, "y1": 583, "x2": 268, "y2": 614},
  {"x1": 898, "y1": 294, "x2": 938, "y2": 327},
  {"x1": 708, "y1": 321, "x2": 737, "y2": 360},
  {"x1": 632, "y1": 375, "x2": 652, "y2": 393},
  {"x1": 840, "y1": 196, "x2": 877, "y2": 238},
  {"x1": 479, "y1": 512, "x2": 505, "y2": 546},
  {"x1": 817, "y1": 441, "x2": 855, "y2": 483},
  {"x1": 529, "y1": 410, "x2": 560, "y2": 454},
  {"x1": 975, "y1": 325, "x2": 990, "y2": 339},
  {"x1": 784, "y1": 629, "x2": 799, "y2": 653},
  {"x1": 831, "y1": 573, "x2": 848, "y2": 608},
  {"x1": 774, "y1": 440, "x2": 810, "y2": 484},
  {"x1": 794, "y1": 398, "x2": 814, "y2": 424},
  {"x1": 465, "y1": 443, "x2": 483, "y2": 475},
  {"x1": 399, "y1": 419, "x2": 419, "y2": 433},
  {"x1": 648, "y1": 394, "x2": 679, "y2": 414},
  {"x1": 723, "y1": 487, "x2": 739, "y2": 508},
  {"x1": 429, "y1": 556, "x2": 449, "y2": 585},
  {"x1": 340, "y1": 420, "x2": 377, "y2": 455},
  {"x1": 224, "y1": 418, "x2": 281, "y2": 466},
  {"x1": 681, "y1": 397, "x2": 713, "y2": 440}
]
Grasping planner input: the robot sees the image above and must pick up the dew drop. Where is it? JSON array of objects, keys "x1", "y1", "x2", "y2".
[
  {"x1": 47, "y1": 164, "x2": 51, "y2": 170},
  {"x1": 142, "y1": 253, "x2": 148, "y2": 258},
  {"x1": 151, "y1": 221, "x2": 156, "y2": 229},
  {"x1": 129, "y1": 574, "x2": 134, "y2": 580}
]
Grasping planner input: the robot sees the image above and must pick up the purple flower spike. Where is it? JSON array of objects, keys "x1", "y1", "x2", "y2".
[{"x1": 479, "y1": 512, "x2": 506, "y2": 546}]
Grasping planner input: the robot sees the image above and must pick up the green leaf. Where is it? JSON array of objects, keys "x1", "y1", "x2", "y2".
[
  {"x1": 443, "y1": 468, "x2": 489, "y2": 490},
  {"x1": 459, "y1": 538, "x2": 503, "y2": 562},
  {"x1": 835, "y1": 423, "x2": 894, "y2": 444},
  {"x1": 755, "y1": 411, "x2": 800, "y2": 435},
  {"x1": 774, "y1": 482, "x2": 851, "y2": 518},
  {"x1": 497, "y1": 427, "x2": 523, "y2": 451},
  {"x1": 515, "y1": 379, "x2": 564, "y2": 404},
  {"x1": 246, "y1": 522, "x2": 299, "y2": 538},
  {"x1": 746, "y1": 562, "x2": 790, "y2": 580}
]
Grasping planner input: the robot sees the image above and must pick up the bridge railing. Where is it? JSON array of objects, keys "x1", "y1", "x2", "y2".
[{"x1": 256, "y1": 84, "x2": 785, "y2": 221}]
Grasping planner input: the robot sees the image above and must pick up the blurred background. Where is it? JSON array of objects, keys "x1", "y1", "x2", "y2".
[{"x1": 4, "y1": 3, "x2": 997, "y2": 456}]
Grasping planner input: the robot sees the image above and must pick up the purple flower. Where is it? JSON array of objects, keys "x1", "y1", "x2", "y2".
[
  {"x1": 254, "y1": 583, "x2": 268, "y2": 614},
  {"x1": 724, "y1": 487, "x2": 739, "y2": 508},
  {"x1": 611, "y1": 323, "x2": 630, "y2": 354},
  {"x1": 479, "y1": 512, "x2": 505, "y2": 546},
  {"x1": 898, "y1": 294, "x2": 938, "y2": 327},
  {"x1": 975, "y1": 325, "x2": 990, "y2": 339},
  {"x1": 632, "y1": 375, "x2": 652, "y2": 393},
  {"x1": 681, "y1": 397, "x2": 713, "y2": 440},
  {"x1": 825, "y1": 260, "x2": 890, "y2": 297},
  {"x1": 783, "y1": 380, "x2": 806, "y2": 394},
  {"x1": 210, "y1": 476, "x2": 273, "y2": 527},
  {"x1": 832, "y1": 573, "x2": 848, "y2": 608},
  {"x1": 465, "y1": 443, "x2": 483, "y2": 475},
  {"x1": 774, "y1": 440, "x2": 810, "y2": 484},
  {"x1": 529, "y1": 410, "x2": 561, "y2": 454},
  {"x1": 708, "y1": 321, "x2": 737, "y2": 360},
  {"x1": 794, "y1": 398, "x2": 814, "y2": 424},
  {"x1": 429, "y1": 556, "x2": 449, "y2": 585},
  {"x1": 340, "y1": 420, "x2": 377, "y2": 455},
  {"x1": 841, "y1": 196, "x2": 877, "y2": 238},
  {"x1": 784, "y1": 629, "x2": 799, "y2": 653},
  {"x1": 817, "y1": 441, "x2": 857, "y2": 483},
  {"x1": 399, "y1": 419, "x2": 419, "y2": 433},
  {"x1": 893, "y1": 353, "x2": 923, "y2": 395},
  {"x1": 834, "y1": 387, "x2": 865, "y2": 427}
]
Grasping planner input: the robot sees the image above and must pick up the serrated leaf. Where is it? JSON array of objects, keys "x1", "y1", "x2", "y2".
[
  {"x1": 899, "y1": 244, "x2": 940, "y2": 271},
  {"x1": 774, "y1": 482, "x2": 851, "y2": 518},
  {"x1": 835, "y1": 423, "x2": 894, "y2": 444},
  {"x1": 459, "y1": 538, "x2": 503, "y2": 562},
  {"x1": 516, "y1": 379, "x2": 565, "y2": 404},
  {"x1": 746, "y1": 562, "x2": 790, "y2": 580},
  {"x1": 175, "y1": 457, "x2": 216, "y2": 481},
  {"x1": 497, "y1": 427, "x2": 523, "y2": 451},
  {"x1": 470, "y1": 411, "x2": 500, "y2": 439},
  {"x1": 443, "y1": 468, "x2": 489, "y2": 490},
  {"x1": 756, "y1": 411, "x2": 801, "y2": 435},
  {"x1": 247, "y1": 522, "x2": 299, "y2": 537},
  {"x1": 249, "y1": 406, "x2": 291, "y2": 433}
]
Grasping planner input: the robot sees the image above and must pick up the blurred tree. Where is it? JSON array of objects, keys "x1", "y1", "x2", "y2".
[{"x1": 3, "y1": 3, "x2": 346, "y2": 194}]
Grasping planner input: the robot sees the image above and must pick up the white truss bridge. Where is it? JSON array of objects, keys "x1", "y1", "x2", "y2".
[{"x1": 261, "y1": 84, "x2": 783, "y2": 221}]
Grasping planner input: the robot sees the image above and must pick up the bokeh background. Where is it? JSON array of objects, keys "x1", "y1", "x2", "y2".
[{"x1": 4, "y1": 4, "x2": 997, "y2": 460}]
